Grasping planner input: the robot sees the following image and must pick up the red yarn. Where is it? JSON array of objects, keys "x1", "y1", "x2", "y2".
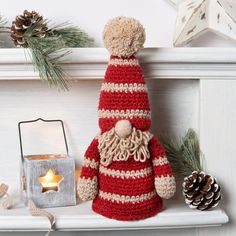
[
  {"x1": 99, "y1": 118, "x2": 151, "y2": 133},
  {"x1": 99, "y1": 91, "x2": 150, "y2": 111},
  {"x1": 79, "y1": 56, "x2": 175, "y2": 221},
  {"x1": 92, "y1": 195, "x2": 163, "y2": 221},
  {"x1": 99, "y1": 56, "x2": 151, "y2": 133}
]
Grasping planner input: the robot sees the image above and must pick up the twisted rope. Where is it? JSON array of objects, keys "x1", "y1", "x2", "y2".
[
  {"x1": 0, "y1": 183, "x2": 55, "y2": 236},
  {"x1": 28, "y1": 198, "x2": 55, "y2": 236}
]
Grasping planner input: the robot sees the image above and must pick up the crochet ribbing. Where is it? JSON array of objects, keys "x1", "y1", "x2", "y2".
[{"x1": 98, "y1": 56, "x2": 151, "y2": 133}]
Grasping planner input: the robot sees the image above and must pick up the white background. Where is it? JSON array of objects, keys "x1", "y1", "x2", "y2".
[
  {"x1": 1, "y1": 0, "x2": 236, "y2": 48},
  {"x1": 0, "y1": 1, "x2": 235, "y2": 236}
]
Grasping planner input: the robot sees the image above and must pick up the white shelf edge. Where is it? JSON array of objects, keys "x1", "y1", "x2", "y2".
[
  {"x1": 0, "y1": 48, "x2": 230, "y2": 231},
  {"x1": 0, "y1": 200, "x2": 229, "y2": 231},
  {"x1": 0, "y1": 48, "x2": 236, "y2": 80}
]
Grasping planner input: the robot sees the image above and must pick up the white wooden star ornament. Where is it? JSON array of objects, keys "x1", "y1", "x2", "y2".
[{"x1": 167, "y1": 0, "x2": 236, "y2": 46}]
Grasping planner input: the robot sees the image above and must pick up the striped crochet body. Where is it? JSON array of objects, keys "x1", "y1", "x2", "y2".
[
  {"x1": 78, "y1": 135, "x2": 175, "y2": 221},
  {"x1": 93, "y1": 157, "x2": 162, "y2": 220},
  {"x1": 77, "y1": 56, "x2": 176, "y2": 221}
]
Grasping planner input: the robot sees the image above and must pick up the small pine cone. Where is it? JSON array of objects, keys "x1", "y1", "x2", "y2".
[
  {"x1": 183, "y1": 171, "x2": 221, "y2": 211},
  {"x1": 11, "y1": 10, "x2": 48, "y2": 47}
]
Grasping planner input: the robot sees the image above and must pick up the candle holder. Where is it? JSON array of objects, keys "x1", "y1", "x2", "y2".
[{"x1": 19, "y1": 118, "x2": 76, "y2": 208}]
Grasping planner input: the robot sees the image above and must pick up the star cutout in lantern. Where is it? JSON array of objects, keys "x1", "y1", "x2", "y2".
[
  {"x1": 38, "y1": 169, "x2": 63, "y2": 192},
  {"x1": 167, "y1": 0, "x2": 236, "y2": 46}
]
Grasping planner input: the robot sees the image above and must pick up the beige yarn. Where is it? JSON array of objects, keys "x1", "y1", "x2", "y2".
[
  {"x1": 28, "y1": 198, "x2": 55, "y2": 236},
  {"x1": 0, "y1": 183, "x2": 8, "y2": 198},
  {"x1": 0, "y1": 183, "x2": 13, "y2": 209},
  {"x1": 103, "y1": 16, "x2": 146, "y2": 57},
  {"x1": 155, "y1": 176, "x2": 176, "y2": 199},
  {"x1": 98, "y1": 127, "x2": 152, "y2": 166},
  {"x1": 0, "y1": 183, "x2": 55, "y2": 235},
  {"x1": 77, "y1": 176, "x2": 98, "y2": 201}
]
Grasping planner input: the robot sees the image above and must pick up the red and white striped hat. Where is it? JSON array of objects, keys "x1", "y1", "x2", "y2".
[
  {"x1": 98, "y1": 55, "x2": 151, "y2": 133},
  {"x1": 98, "y1": 56, "x2": 151, "y2": 133},
  {"x1": 98, "y1": 16, "x2": 150, "y2": 133}
]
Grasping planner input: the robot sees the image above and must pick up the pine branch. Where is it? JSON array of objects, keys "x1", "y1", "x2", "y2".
[
  {"x1": 10, "y1": 10, "x2": 94, "y2": 90},
  {"x1": 0, "y1": 15, "x2": 7, "y2": 28},
  {"x1": 26, "y1": 36, "x2": 70, "y2": 91},
  {"x1": 23, "y1": 17, "x2": 48, "y2": 39},
  {"x1": 21, "y1": 18, "x2": 70, "y2": 90},
  {"x1": 182, "y1": 129, "x2": 202, "y2": 171},
  {"x1": 0, "y1": 15, "x2": 9, "y2": 33},
  {"x1": 0, "y1": 15, "x2": 8, "y2": 46},
  {"x1": 49, "y1": 23, "x2": 93, "y2": 47},
  {"x1": 160, "y1": 129, "x2": 203, "y2": 180}
]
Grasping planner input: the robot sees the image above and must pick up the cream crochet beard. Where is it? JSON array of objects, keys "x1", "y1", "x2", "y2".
[{"x1": 98, "y1": 127, "x2": 153, "y2": 166}]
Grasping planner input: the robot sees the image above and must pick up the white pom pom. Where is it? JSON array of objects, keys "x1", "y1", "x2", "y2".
[{"x1": 103, "y1": 16, "x2": 146, "y2": 57}]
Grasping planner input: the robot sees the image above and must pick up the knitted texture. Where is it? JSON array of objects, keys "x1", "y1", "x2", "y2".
[
  {"x1": 77, "y1": 16, "x2": 176, "y2": 221},
  {"x1": 77, "y1": 56, "x2": 176, "y2": 220},
  {"x1": 98, "y1": 55, "x2": 151, "y2": 133}
]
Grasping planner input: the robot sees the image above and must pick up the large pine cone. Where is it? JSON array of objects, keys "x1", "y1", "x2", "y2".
[
  {"x1": 183, "y1": 171, "x2": 221, "y2": 210},
  {"x1": 11, "y1": 10, "x2": 48, "y2": 47}
]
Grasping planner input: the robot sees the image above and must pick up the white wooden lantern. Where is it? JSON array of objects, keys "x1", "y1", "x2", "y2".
[{"x1": 19, "y1": 118, "x2": 76, "y2": 208}]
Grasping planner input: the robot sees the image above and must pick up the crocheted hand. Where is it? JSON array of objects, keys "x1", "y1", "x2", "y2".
[
  {"x1": 149, "y1": 136, "x2": 176, "y2": 199},
  {"x1": 77, "y1": 138, "x2": 99, "y2": 201}
]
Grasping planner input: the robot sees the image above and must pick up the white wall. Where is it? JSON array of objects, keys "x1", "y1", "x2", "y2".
[{"x1": 1, "y1": 0, "x2": 236, "y2": 48}]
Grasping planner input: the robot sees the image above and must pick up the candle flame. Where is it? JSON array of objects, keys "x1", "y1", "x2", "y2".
[
  {"x1": 44, "y1": 169, "x2": 55, "y2": 182},
  {"x1": 38, "y1": 169, "x2": 63, "y2": 192}
]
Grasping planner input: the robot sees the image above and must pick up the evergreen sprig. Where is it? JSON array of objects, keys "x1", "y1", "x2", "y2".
[
  {"x1": 0, "y1": 15, "x2": 8, "y2": 33},
  {"x1": 27, "y1": 38, "x2": 70, "y2": 90},
  {"x1": 0, "y1": 15, "x2": 9, "y2": 46},
  {"x1": 160, "y1": 129, "x2": 203, "y2": 180},
  {"x1": 0, "y1": 15, "x2": 7, "y2": 28},
  {"x1": 23, "y1": 18, "x2": 69, "y2": 90},
  {"x1": 11, "y1": 10, "x2": 93, "y2": 90},
  {"x1": 49, "y1": 23, "x2": 93, "y2": 48}
]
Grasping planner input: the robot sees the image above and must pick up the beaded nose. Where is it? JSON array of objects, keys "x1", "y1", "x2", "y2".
[{"x1": 115, "y1": 120, "x2": 132, "y2": 138}]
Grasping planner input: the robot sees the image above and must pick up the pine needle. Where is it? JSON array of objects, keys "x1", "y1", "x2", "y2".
[
  {"x1": 10, "y1": 12, "x2": 93, "y2": 90},
  {"x1": 23, "y1": 18, "x2": 70, "y2": 90},
  {"x1": 0, "y1": 15, "x2": 7, "y2": 28},
  {"x1": 160, "y1": 129, "x2": 203, "y2": 180},
  {"x1": 49, "y1": 23, "x2": 93, "y2": 47},
  {"x1": 0, "y1": 15, "x2": 8, "y2": 46},
  {"x1": 26, "y1": 36, "x2": 70, "y2": 91}
]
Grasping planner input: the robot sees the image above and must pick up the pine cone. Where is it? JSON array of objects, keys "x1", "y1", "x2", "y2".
[
  {"x1": 11, "y1": 10, "x2": 48, "y2": 47},
  {"x1": 183, "y1": 171, "x2": 221, "y2": 210}
]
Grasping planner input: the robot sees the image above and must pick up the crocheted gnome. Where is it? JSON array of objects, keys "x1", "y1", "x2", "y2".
[{"x1": 77, "y1": 16, "x2": 176, "y2": 221}]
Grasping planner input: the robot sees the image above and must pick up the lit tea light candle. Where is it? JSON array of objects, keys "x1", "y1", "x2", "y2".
[{"x1": 38, "y1": 169, "x2": 63, "y2": 193}]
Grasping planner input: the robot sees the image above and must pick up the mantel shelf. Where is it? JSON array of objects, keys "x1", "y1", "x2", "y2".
[
  {"x1": 0, "y1": 47, "x2": 230, "y2": 232},
  {"x1": 0, "y1": 200, "x2": 228, "y2": 231},
  {"x1": 0, "y1": 47, "x2": 236, "y2": 80}
]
